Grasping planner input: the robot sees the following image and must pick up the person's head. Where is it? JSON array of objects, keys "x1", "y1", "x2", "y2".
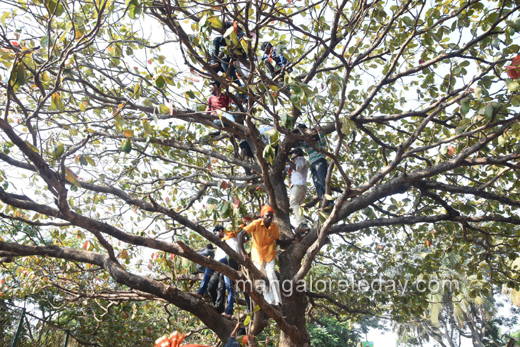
[
  {"x1": 214, "y1": 225, "x2": 225, "y2": 238},
  {"x1": 290, "y1": 148, "x2": 304, "y2": 159},
  {"x1": 260, "y1": 205, "x2": 275, "y2": 226},
  {"x1": 210, "y1": 80, "x2": 221, "y2": 94},
  {"x1": 261, "y1": 42, "x2": 273, "y2": 54},
  {"x1": 206, "y1": 244, "x2": 214, "y2": 250}
]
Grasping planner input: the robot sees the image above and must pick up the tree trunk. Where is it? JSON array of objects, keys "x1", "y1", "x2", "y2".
[{"x1": 277, "y1": 247, "x2": 310, "y2": 346}]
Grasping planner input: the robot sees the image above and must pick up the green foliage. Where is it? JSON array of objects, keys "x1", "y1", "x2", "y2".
[
  {"x1": 1, "y1": 0, "x2": 520, "y2": 346},
  {"x1": 307, "y1": 316, "x2": 360, "y2": 347}
]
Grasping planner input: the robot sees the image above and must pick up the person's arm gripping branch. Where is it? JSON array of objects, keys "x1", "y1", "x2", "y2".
[
  {"x1": 286, "y1": 159, "x2": 296, "y2": 171},
  {"x1": 237, "y1": 228, "x2": 251, "y2": 259},
  {"x1": 315, "y1": 125, "x2": 327, "y2": 149}
]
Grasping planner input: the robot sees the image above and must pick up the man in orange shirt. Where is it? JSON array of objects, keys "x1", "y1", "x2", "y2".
[{"x1": 238, "y1": 205, "x2": 297, "y2": 307}]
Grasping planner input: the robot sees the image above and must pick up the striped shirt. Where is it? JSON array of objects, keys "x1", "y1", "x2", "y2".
[{"x1": 300, "y1": 131, "x2": 326, "y2": 165}]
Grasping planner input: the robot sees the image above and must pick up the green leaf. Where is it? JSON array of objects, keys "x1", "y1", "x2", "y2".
[
  {"x1": 1, "y1": 12, "x2": 10, "y2": 26},
  {"x1": 506, "y1": 20, "x2": 520, "y2": 31},
  {"x1": 208, "y1": 17, "x2": 222, "y2": 29},
  {"x1": 460, "y1": 98, "x2": 470, "y2": 114},
  {"x1": 511, "y1": 95, "x2": 520, "y2": 107},
  {"x1": 280, "y1": 112, "x2": 293, "y2": 129},
  {"x1": 492, "y1": 37, "x2": 500, "y2": 49},
  {"x1": 244, "y1": 315, "x2": 251, "y2": 326},
  {"x1": 486, "y1": 12, "x2": 498, "y2": 24},
  {"x1": 142, "y1": 119, "x2": 152, "y2": 134},
  {"x1": 133, "y1": 83, "x2": 141, "y2": 98},
  {"x1": 263, "y1": 145, "x2": 276, "y2": 165},
  {"x1": 79, "y1": 155, "x2": 88, "y2": 166},
  {"x1": 24, "y1": 141, "x2": 39, "y2": 153},
  {"x1": 16, "y1": 64, "x2": 27, "y2": 86},
  {"x1": 155, "y1": 75, "x2": 165, "y2": 89},
  {"x1": 85, "y1": 156, "x2": 95, "y2": 166},
  {"x1": 292, "y1": 84, "x2": 303, "y2": 95},
  {"x1": 121, "y1": 139, "x2": 132, "y2": 153},
  {"x1": 65, "y1": 168, "x2": 80, "y2": 187},
  {"x1": 158, "y1": 104, "x2": 170, "y2": 114},
  {"x1": 484, "y1": 104, "x2": 494, "y2": 118},
  {"x1": 221, "y1": 202, "x2": 231, "y2": 217},
  {"x1": 342, "y1": 118, "x2": 356, "y2": 134},
  {"x1": 506, "y1": 79, "x2": 520, "y2": 92},
  {"x1": 52, "y1": 142, "x2": 65, "y2": 159},
  {"x1": 474, "y1": 87, "x2": 483, "y2": 100},
  {"x1": 50, "y1": 93, "x2": 65, "y2": 111},
  {"x1": 264, "y1": 128, "x2": 279, "y2": 144}
]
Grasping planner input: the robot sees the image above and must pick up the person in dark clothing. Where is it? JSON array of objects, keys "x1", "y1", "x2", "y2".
[
  {"x1": 224, "y1": 322, "x2": 253, "y2": 347},
  {"x1": 207, "y1": 272, "x2": 226, "y2": 313},
  {"x1": 194, "y1": 244, "x2": 215, "y2": 274},
  {"x1": 296, "y1": 124, "x2": 334, "y2": 209},
  {"x1": 194, "y1": 224, "x2": 241, "y2": 318},
  {"x1": 261, "y1": 42, "x2": 291, "y2": 78},
  {"x1": 208, "y1": 21, "x2": 245, "y2": 84}
]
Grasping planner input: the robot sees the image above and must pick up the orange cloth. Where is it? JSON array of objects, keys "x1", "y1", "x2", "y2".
[
  {"x1": 222, "y1": 230, "x2": 237, "y2": 241},
  {"x1": 260, "y1": 205, "x2": 275, "y2": 217},
  {"x1": 243, "y1": 218, "x2": 280, "y2": 263}
]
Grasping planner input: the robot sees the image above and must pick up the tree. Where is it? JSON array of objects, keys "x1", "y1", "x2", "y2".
[
  {"x1": 393, "y1": 252, "x2": 517, "y2": 347},
  {"x1": 1, "y1": 0, "x2": 520, "y2": 346}
]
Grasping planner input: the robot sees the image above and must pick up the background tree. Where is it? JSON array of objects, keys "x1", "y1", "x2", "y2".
[{"x1": 1, "y1": 0, "x2": 520, "y2": 346}]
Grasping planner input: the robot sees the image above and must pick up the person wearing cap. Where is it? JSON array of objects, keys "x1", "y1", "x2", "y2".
[
  {"x1": 206, "y1": 80, "x2": 235, "y2": 136},
  {"x1": 285, "y1": 148, "x2": 308, "y2": 228},
  {"x1": 238, "y1": 205, "x2": 299, "y2": 307}
]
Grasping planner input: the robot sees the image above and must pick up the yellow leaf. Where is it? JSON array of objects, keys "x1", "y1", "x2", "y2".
[
  {"x1": 244, "y1": 315, "x2": 251, "y2": 326},
  {"x1": 24, "y1": 141, "x2": 39, "y2": 153},
  {"x1": 142, "y1": 119, "x2": 152, "y2": 134},
  {"x1": 123, "y1": 129, "x2": 134, "y2": 137},
  {"x1": 65, "y1": 168, "x2": 80, "y2": 187}
]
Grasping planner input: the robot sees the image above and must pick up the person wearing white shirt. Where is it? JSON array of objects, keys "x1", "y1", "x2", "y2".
[
  {"x1": 285, "y1": 148, "x2": 308, "y2": 227},
  {"x1": 195, "y1": 225, "x2": 241, "y2": 318}
]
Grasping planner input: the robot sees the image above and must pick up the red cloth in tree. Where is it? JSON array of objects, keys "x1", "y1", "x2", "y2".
[{"x1": 206, "y1": 94, "x2": 231, "y2": 115}]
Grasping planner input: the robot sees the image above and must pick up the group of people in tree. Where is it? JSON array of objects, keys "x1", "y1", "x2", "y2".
[{"x1": 191, "y1": 20, "x2": 336, "y2": 342}]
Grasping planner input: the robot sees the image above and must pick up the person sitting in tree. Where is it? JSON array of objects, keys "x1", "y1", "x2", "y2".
[
  {"x1": 206, "y1": 80, "x2": 235, "y2": 136},
  {"x1": 260, "y1": 42, "x2": 291, "y2": 78},
  {"x1": 208, "y1": 21, "x2": 245, "y2": 83}
]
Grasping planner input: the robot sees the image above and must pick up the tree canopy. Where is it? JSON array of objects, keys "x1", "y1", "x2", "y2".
[{"x1": 1, "y1": 0, "x2": 520, "y2": 346}]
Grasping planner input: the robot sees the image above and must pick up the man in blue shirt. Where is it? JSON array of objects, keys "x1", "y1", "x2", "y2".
[{"x1": 261, "y1": 42, "x2": 291, "y2": 78}]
